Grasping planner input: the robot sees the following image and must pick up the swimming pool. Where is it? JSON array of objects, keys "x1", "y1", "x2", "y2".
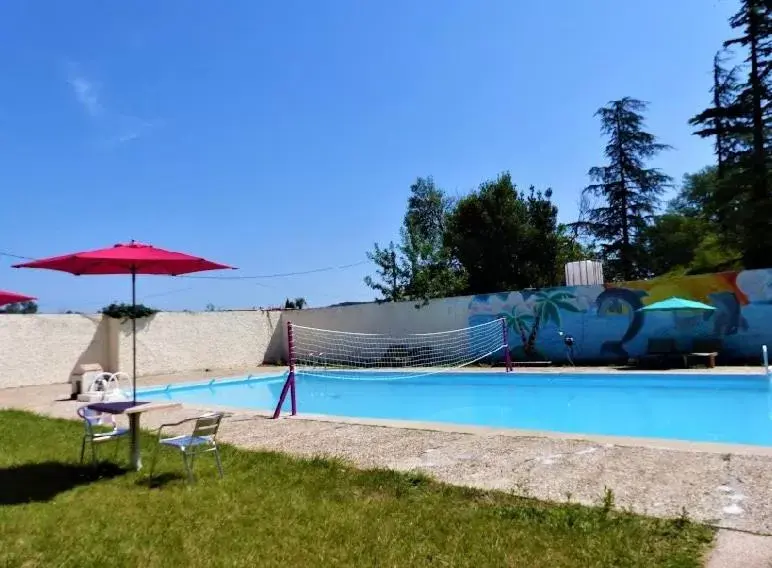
[{"x1": 139, "y1": 371, "x2": 772, "y2": 446}]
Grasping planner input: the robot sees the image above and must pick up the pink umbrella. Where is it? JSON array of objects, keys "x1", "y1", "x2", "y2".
[
  {"x1": 15, "y1": 240, "x2": 234, "y2": 401},
  {"x1": 0, "y1": 289, "x2": 36, "y2": 307}
]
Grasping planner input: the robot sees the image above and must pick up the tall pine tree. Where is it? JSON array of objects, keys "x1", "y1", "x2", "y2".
[
  {"x1": 724, "y1": 0, "x2": 772, "y2": 268},
  {"x1": 689, "y1": 51, "x2": 749, "y2": 249},
  {"x1": 577, "y1": 98, "x2": 672, "y2": 281},
  {"x1": 689, "y1": 51, "x2": 743, "y2": 181}
]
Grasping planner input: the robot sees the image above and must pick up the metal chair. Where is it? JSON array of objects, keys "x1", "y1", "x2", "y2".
[
  {"x1": 149, "y1": 412, "x2": 225, "y2": 483},
  {"x1": 77, "y1": 406, "x2": 130, "y2": 464}
]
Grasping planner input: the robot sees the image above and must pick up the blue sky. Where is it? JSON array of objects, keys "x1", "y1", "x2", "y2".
[{"x1": 0, "y1": 0, "x2": 739, "y2": 312}]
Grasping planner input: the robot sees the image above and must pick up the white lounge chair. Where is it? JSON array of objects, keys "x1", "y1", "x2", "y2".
[{"x1": 78, "y1": 371, "x2": 132, "y2": 402}]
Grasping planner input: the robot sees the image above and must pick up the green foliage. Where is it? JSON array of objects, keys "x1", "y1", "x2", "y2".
[
  {"x1": 575, "y1": 98, "x2": 672, "y2": 281},
  {"x1": 283, "y1": 297, "x2": 307, "y2": 310},
  {"x1": 364, "y1": 242, "x2": 410, "y2": 302},
  {"x1": 690, "y1": 1, "x2": 772, "y2": 268},
  {"x1": 0, "y1": 410, "x2": 715, "y2": 567},
  {"x1": 365, "y1": 177, "x2": 466, "y2": 305},
  {"x1": 367, "y1": 174, "x2": 587, "y2": 301},
  {"x1": 100, "y1": 302, "x2": 159, "y2": 320},
  {"x1": 640, "y1": 169, "x2": 742, "y2": 276},
  {"x1": 445, "y1": 172, "x2": 564, "y2": 294},
  {"x1": 0, "y1": 301, "x2": 38, "y2": 314},
  {"x1": 602, "y1": 487, "x2": 616, "y2": 515},
  {"x1": 639, "y1": 214, "x2": 709, "y2": 276},
  {"x1": 555, "y1": 224, "x2": 593, "y2": 284},
  {"x1": 688, "y1": 51, "x2": 743, "y2": 180}
]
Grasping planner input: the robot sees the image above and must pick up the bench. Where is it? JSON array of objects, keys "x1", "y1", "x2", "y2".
[{"x1": 684, "y1": 338, "x2": 722, "y2": 369}]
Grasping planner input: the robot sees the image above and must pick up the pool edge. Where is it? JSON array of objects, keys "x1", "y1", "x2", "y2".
[{"x1": 168, "y1": 401, "x2": 772, "y2": 457}]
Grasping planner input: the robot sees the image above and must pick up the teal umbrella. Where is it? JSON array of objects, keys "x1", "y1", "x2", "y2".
[{"x1": 637, "y1": 297, "x2": 716, "y2": 312}]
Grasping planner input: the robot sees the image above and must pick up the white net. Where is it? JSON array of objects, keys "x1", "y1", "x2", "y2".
[{"x1": 289, "y1": 318, "x2": 508, "y2": 379}]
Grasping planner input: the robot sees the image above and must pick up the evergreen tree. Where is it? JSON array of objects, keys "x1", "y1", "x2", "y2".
[
  {"x1": 723, "y1": 0, "x2": 772, "y2": 268},
  {"x1": 689, "y1": 51, "x2": 744, "y2": 181},
  {"x1": 576, "y1": 98, "x2": 672, "y2": 281},
  {"x1": 689, "y1": 51, "x2": 750, "y2": 249},
  {"x1": 365, "y1": 177, "x2": 464, "y2": 303}
]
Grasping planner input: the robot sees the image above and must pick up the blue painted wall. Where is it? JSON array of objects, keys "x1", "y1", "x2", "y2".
[{"x1": 467, "y1": 268, "x2": 772, "y2": 363}]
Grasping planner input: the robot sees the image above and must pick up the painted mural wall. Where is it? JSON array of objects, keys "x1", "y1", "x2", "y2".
[{"x1": 468, "y1": 268, "x2": 772, "y2": 364}]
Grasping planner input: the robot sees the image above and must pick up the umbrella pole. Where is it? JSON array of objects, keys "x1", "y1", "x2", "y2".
[{"x1": 132, "y1": 269, "x2": 137, "y2": 404}]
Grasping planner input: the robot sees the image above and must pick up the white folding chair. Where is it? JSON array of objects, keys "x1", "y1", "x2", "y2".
[
  {"x1": 149, "y1": 412, "x2": 225, "y2": 483},
  {"x1": 77, "y1": 406, "x2": 130, "y2": 464}
]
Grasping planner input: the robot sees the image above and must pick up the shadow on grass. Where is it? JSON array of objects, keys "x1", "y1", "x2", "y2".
[
  {"x1": 135, "y1": 472, "x2": 186, "y2": 489},
  {"x1": 0, "y1": 461, "x2": 126, "y2": 506}
]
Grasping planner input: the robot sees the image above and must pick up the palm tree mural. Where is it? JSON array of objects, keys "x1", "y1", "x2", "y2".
[{"x1": 499, "y1": 289, "x2": 581, "y2": 359}]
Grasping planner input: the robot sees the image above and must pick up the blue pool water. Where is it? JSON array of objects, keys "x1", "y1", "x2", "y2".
[{"x1": 140, "y1": 371, "x2": 772, "y2": 446}]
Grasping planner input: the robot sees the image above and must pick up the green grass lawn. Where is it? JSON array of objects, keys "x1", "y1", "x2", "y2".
[{"x1": 0, "y1": 410, "x2": 713, "y2": 567}]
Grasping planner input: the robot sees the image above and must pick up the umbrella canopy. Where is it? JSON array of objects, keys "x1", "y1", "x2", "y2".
[
  {"x1": 637, "y1": 297, "x2": 716, "y2": 312},
  {"x1": 14, "y1": 241, "x2": 234, "y2": 402},
  {"x1": 13, "y1": 240, "x2": 231, "y2": 275},
  {"x1": 0, "y1": 289, "x2": 36, "y2": 307}
]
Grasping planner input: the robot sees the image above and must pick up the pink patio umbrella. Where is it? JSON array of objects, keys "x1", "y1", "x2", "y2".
[
  {"x1": 0, "y1": 289, "x2": 36, "y2": 307},
  {"x1": 14, "y1": 241, "x2": 234, "y2": 401}
]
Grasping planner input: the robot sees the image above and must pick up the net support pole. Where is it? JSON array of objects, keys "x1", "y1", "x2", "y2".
[
  {"x1": 272, "y1": 320, "x2": 298, "y2": 418},
  {"x1": 502, "y1": 318, "x2": 513, "y2": 372}
]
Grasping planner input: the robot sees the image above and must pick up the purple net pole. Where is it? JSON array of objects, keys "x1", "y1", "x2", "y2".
[
  {"x1": 288, "y1": 321, "x2": 297, "y2": 415},
  {"x1": 272, "y1": 320, "x2": 297, "y2": 418},
  {"x1": 502, "y1": 318, "x2": 513, "y2": 372}
]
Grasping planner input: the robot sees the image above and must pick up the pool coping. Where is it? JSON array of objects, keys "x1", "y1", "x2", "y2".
[
  {"x1": 156, "y1": 401, "x2": 772, "y2": 458},
  {"x1": 135, "y1": 368, "x2": 772, "y2": 457}
]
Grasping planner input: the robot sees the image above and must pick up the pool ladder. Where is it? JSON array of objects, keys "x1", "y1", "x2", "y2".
[{"x1": 763, "y1": 345, "x2": 771, "y2": 377}]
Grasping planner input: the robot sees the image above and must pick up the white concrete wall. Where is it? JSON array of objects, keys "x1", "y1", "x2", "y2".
[
  {"x1": 264, "y1": 296, "x2": 472, "y2": 362},
  {"x1": 0, "y1": 310, "x2": 282, "y2": 388},
  {"x1": 0, "y1": 300, "x2": 490, "y2": 386},
  {"x1": 118, "y1": 310, "x2": 282, "y2": 377},
  {"x1": 0, "y1": 314, "x2": 108, "y2": 388}
]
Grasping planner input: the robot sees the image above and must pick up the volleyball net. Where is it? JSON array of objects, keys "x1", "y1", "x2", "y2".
[{"x1": 271, "y1": 318, "x2": 512, "y2": 418}]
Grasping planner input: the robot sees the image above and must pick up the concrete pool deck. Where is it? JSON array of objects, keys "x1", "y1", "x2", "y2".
[{"x1": 2, "y1": 365, "x2": 772, "y2": 566}]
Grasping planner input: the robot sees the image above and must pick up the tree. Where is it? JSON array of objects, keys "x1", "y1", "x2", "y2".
[
  {"x1": 690, "y1": 2, "x2": 772, "y2": 268},
  {"x1": 444, "y1": 172, "x2": 563, "y2": 294},
  {"x1": 554, "y1": 224, "x2": 592, "y2": 284},
  {"x1": 400, "y1": 177, "x2": 467, "y2": 301},
  {"x1": 639, "y1": 168, "x2": 742, "y2": 275},
  {"x1": 670, "y1": 166, "x2": 745, "y2": 250},
  {"x1": 283, "y1": 297, "x2": 307, "y2": 310},
  {"x1": 689, "y1": 51, "x2": 744, "y2": 181},
  {"x1": 723, "y1": 0, "x2": 772, "y2": 268},
  {"x1": 575, "y1": 98, "x2": 672, "y2": 281},
  {"x1": 365, "y1": 177, "x2": 465, "y2": 303},
  {"x1": 364, "y1": 241, "x2": 410, "y2": 302},
  {"x1": 639, "y1": 214, "x2": 712, "y2": 276},
  {"x1": 0, "y1": 300, "x2": 38, "y2": 314}
]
